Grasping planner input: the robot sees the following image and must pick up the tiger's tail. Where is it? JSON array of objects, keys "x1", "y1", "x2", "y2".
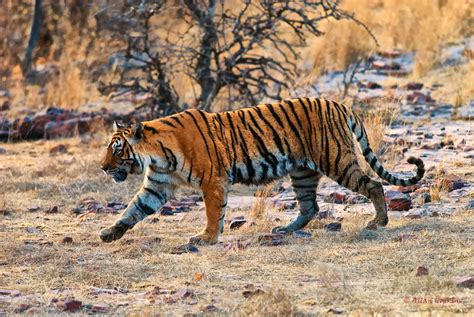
[{"x1": 349, "y1": 113, "x2": 425, "y2": 186}]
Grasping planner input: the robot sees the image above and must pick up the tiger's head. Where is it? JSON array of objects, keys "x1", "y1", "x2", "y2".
[{"x1": 100, "y1": 121, "x2": 144, "y2": 182}]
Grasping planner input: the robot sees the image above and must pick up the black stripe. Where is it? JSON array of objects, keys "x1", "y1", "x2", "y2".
[
  {"x1": 161, "y1": 119, "x2": 176, "y2": 128},
  {"x1": 363, "y1": 148, "x2": 371, "y2": 156},
  {"x1": 246, "y1": 110, "x2": 265, "y2": 134},
  {"x1": 293, "y1": 183, "x2": 317, "y2": 189},
  {"x1": 144, "y1": 125, "x2": 159, "y2": 134},
  {"x1": 184, "y1": 110, "x2": 213, "y2": 180},
  {"x1": 266, "y1": 103, "x2": 284, "y2": 128},
  {"x1": 187, "y1": 160, "x2": 193, "y2": 183},
  {"x1": 225, "y1": 112, "x2": 239, "y2": 181},
  {"x1": 369, "y1": 156, "x2": 377, "y2": 168},
  {"x1": 246, "y1": 120, "x2": 279, "y2": 177},
  {"x1": 236, "y1": 128, "x2": 255, "y2": 180},
  {"x1": 144, "y1": 187, "x2": 165, "y2": 203},
  {"x1": 337, "y1": 161, "x2": 356, "y2": 185},
  {"x1": 282, "y1": 101, "x2": 308, "y2": 157},
  {"x1": 169, "y1": 116, "x2": 185, "y2": 128},
  {"x1": 135, "y1": 196, "x2": 156, "y2": 215},
  {"x1": 291, "y1": 172, "x2": 317, "y2": 181},
  {"x1": 254, "y1": 106, "x2": 285, "y2": 154},
  {"x1": 299, "y1": 98, "x2": 315, "y2": 154},
  {"x1": 147, "y1": 175, "x2": 165, "y2": 184},
  {"x1": 197, "y1": 110, "x2": 222, "y2": 176},
  {"x1": 315, "y1": 99, "x2": 326, "y2": 173},
  {"x1": 325, "y1": 102, "x2": 341, "y2": 175}
]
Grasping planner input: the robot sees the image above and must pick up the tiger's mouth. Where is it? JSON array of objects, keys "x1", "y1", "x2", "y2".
[{"x1": 112, "y1": 169, "x2": 128, "y2": 182}]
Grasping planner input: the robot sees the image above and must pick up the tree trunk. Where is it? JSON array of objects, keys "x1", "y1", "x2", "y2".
[{"x1": 22, "y1": 0, "x2": 42, "y2": 75}]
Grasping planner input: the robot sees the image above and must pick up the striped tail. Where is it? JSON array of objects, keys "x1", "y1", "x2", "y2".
[{"x1": 349, "y1": 114, "x2": 425, "y2": 186}]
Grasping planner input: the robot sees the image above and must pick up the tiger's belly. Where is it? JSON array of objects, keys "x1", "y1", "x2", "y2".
[{"x1": 230, "y1": 155, "x2": 318, "y2": 185}]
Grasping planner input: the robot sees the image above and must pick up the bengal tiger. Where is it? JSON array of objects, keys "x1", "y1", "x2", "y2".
[{"x1": 99, "y1": 97, "x2": 424, "y2": 245}]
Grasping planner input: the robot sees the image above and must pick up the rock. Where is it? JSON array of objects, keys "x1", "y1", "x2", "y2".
[
  {"x1": 396, "y1": 185, "x2": 418, "y2": 193},
  {"x1": 170, "y1": 244, "x2": 199, "y2": 254},
  {"x1": 328, "y1": 307, "x2": 345, "y2": 314},
  {"x1": 292, "y1": 230, "x2": 312, "y2": 239},
  {"x1": 91, "y1": 304, "x2": 109, "y2": 313},
  {"x1": 224, "y1": 239, "x2": 251, "y2": 251},
  {"x1": 378, "y1": 50, "x2": 401, "y2": 58},
  {"x1": 160, "y1": 207, "x2": 174, "y2": 216},
  {"x1": 406, "y1": 91, "x2": 435, "y2": 105},
  {"x1": 230, "y1": 217, "x2": 247, "y2": 230},
  {"x1": 346, "y1": 194, "x2": 370, "y2": 204},
  {"x1": 242, "y1": 289, "x2": 265, "y2": 298},
  {"x1": 404, "y1": 209, "x2": 424, "y2": 219},
  {"x1": 0, "y1": 289, "x2": 20, "y2": 296},
  {"x1": 385, "y1": 190, "x2": 412, "y2": 211},
  {"x1": 46, "y1": 206, "x2": 59, "y2": 214},
  {"x1": 0, "y1": 147, "x2": 6, "y2": 155},
  {"x1": 405, "y1": 82, "x2": 424, "y2": 90},
  {"x1": 49, "y1": 144, "x2": 68, "y2": 155},
  {"x1": 104, "y1": 201, "x2": 127, "y2": 213},
  {"x1": 467, "y1": 200, "x2": 474, "y2": 210},
  {"x1": 171, "y1": 288, "x2": 194, "y2": 301},
  {"x1": 325, "y1": 192, "x2": 346, "y2": 204},
  {"x1": 397, "y1": 233, "x2": 417, "y2": 242},
  {"x1": 57, "y1": 298, "x2": 82, "y2": 312},
  {"x1": 61, "y1": 236, "x2": 73, "y2": 244},
  {"x1": 201, "y1": 304, "x2": 218, "y2": 312},
  {"x1": 371, "y1": 60, "x2": 401, "y2": 70},
  {"x1": 27, "y1": 206, "x2": 41, "y2": 212},
  {"x1": 442, "y1": 174, "x2": 465, "y2": 192},
  {"x1": 415, "y1": 266, "x2": 429, "y2": 276},
  {"x1": 363, "y1": 81, "x2": 382, "y2": 89},
  {"x1": 454, "y1": 276, "x2": 474, "y2": 289},
  {"x1": 324, "y1": 222, "x2": 342, "y2": 232},
  {"x1": 257, "y1": 233, "x2": 289, "y2": 246},
  {"x1": 424, "y1": 132, "x2": 433, "y2": 139}
]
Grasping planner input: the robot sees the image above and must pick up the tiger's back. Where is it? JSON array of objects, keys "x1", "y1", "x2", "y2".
[{"x1": 99, "y1": 97, "x2": 424, "y2": 244}]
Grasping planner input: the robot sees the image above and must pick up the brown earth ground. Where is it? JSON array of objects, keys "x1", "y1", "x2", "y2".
[{"x1": 0, "y1": 128, "x2": 472, "y2": 316}]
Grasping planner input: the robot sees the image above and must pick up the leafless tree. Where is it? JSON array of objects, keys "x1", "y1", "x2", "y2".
[{"x1": 99, "y1": 0, "x2": 377, "y2": 115}]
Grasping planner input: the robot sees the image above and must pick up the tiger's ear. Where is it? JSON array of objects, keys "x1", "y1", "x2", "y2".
[
  {"x1": 130, "y1": 122, "x2": 143, "y2": 139},
  {"x1": 113, "y1": 121, "x2": 125, "y2": 131}
]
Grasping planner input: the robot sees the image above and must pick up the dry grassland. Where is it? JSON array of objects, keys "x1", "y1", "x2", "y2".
[{"x1": 0, "y1": 132, "x2": 472, "y2": 316}]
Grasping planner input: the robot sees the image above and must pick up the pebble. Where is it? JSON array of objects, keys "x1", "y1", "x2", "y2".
[
  {"x1": 454, "y1": 276, "x2": 474, "y2": 289},
  {"x1": 324, "y1": 222, "x2": 342, "y2": 232},
  {"x1": 415, "y1": 266, "x2": 429, "y2": 277},
  {"x1": 169, "y1": 244, "x2": 199, "y2": 254},
  {"x1": 257, "y1": 233, "x2": 289, "y2": 246}
]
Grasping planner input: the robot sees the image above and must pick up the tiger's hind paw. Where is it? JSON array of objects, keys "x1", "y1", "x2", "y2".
[
  {"x1": 99, "y1": 224, "x2": 128, "y2": 243},
  {"x1": 271, "y1": 226, "x2": 292, "y2": 234},
  {"x1": 367, "y1": 216, "x2": 388, "y2": 229}
]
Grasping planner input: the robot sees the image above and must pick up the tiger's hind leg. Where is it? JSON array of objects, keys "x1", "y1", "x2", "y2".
[
  {"x1": 272, "y1": 168, "x2": 322, "y2": 234},
  {"x1": 333, "y1": 160, "x2": 388, "y2": 227}
]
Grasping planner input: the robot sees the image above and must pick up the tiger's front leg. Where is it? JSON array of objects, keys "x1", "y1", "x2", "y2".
[
  {"x1": 189, "y1": 182, "x2": 229, "y2": 245},
  {"x1": 99, "y1": 183, "x2": 174, "y2": 243}
]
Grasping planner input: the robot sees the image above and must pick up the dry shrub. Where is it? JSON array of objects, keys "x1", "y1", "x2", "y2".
[
  {"x1": 302, "y1": 0, "x2": 472, "y2": 81},
  {"x1": 234, "y1": 289, "x2": 297, "y2": 317}
]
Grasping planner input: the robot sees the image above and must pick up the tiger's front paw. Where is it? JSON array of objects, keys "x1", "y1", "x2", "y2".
[
  {"x1": 99, "y1": 224, "x2": 128, "y2": 243},
  {"x1": 189, "y1": 232, "x2": 218, "y2": 246}
]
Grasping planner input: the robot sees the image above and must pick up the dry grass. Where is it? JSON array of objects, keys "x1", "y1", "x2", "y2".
[
  {"x1": 0, "y1": 130, "x2": 473, "y2": 316},
  {"x1": 302, "y1": 0, "x2": 472, "y2": 80}
]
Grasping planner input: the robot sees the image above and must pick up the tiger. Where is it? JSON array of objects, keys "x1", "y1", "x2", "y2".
[{"x1": 99, "y1": 97, "x2": 425, "y2": 245}]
